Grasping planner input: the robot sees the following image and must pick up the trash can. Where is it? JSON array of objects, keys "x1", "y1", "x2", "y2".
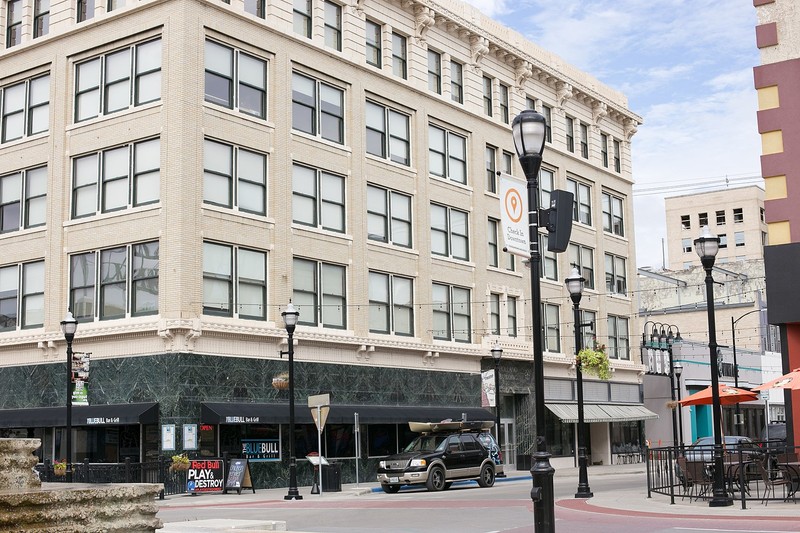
[{"x1": 321, "y1": 462, "x2": 341, "y2": 492}]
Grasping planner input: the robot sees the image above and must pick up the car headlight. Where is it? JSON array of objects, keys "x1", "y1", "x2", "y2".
[
  {"x1": 379, "y1": 461, "x2": 386, "y2": 469},
  {"x1": 409, "y1": 459, "x2": 426, "y2": 467}
]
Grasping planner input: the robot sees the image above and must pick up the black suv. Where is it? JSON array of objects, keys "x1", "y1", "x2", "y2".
[{"x1": 376, "y1": 422, "x2": 497, "y2": 493}]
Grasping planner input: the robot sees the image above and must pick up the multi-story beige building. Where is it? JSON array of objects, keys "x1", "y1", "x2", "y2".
[
  {"x1": 0, "y1": 0, "x2": 646, "y2": 485},
  {"x1": 664, "y1": 186, "x2": 767, "y2": 270}
]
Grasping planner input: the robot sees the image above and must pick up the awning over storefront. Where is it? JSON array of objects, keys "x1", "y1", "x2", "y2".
[
  {"x1": 201, "y1": 402, "x2": 495, "y2": 425},
  {"x1": 545, "y1": 403, "x2": 658, "y2": 424},
  {"x1": 0, "y1": 402, "x2": 159, "y2": 428}
]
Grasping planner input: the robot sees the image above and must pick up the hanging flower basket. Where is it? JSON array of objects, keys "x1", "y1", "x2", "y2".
[
  {"x1": 272, "y1": 372, "x2": 290, "y2": 390},
  {"x1": 576, "y1": 344, "x2": 611, "y2": 380},
  {"x1": 170, "y1": 454, "x2": 190, "y2": 472}
]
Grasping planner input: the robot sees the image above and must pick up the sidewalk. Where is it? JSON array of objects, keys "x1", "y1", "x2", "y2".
[{"x1": 157, "y1": 463, "x2": 799, "y2": 532}]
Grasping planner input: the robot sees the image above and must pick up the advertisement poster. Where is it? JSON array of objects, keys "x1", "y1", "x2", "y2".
[
  {"x1": 241, "y1": 439, "x2": 280, "y2": 462},
  {"x1": 187, "y1": 459, "x2": 225, "y2": 494}
]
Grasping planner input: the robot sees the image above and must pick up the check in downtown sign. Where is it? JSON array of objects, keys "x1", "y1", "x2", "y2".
[{"x1": 499, "y1": 173, "x2": 530, "y2": 258}]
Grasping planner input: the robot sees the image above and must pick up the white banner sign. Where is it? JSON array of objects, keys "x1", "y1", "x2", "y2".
[{"x1": 498, "y1": 172, "x2": 530, "y2": 258}]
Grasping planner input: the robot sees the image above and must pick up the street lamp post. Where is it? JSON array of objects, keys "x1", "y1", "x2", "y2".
[
  {"x1": 673, "y1": 361, "x2": 684, "y2": 451},
  {"x1": 281, "y1": 302, "x2": 302, "y2": 501},
  {"x1": 731, "y1": 308, "x2": 766, "y2": 429},
  {"x1": 490, "y1": 342, "x2": 506, "y2": 478},
  {"x1": 512, "y1": 108, "x2": 555, "y2": 533},
  {"x1": 60, "y1": 311, "x2": 78, "y2": 483},
  {"x1": 694, "y1": 226, "x2": 732, "y2": 507},
  {"x1": 565, "y1": 267, "x2": 592, "y2": 498}
]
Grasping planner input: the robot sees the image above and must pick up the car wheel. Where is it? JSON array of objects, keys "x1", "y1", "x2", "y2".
[
  {"x1": 477, "y1": 463, "x2": 495, "y2": 488},
  {"x1": 381, "y1": 484, "x2": 401, "y2": 494},
  {"x1": 426, "y1": 466, "x2": 446, "y2": 491},
  {"x1": 443, "y1": 482, "x2": 453, "y2": 490}
]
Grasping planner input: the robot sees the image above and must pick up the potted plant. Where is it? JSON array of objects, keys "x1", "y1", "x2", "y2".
[
  {"x1": 576, "y1": 344, "x2": 611, "y2": 380},
  {"x1": 272, "y1": 372, "x2": 290, "y2": 390},
  {"x1": 53, "y1": 460, "x2": 67, "y2": 477},
  {"x1": 170, "y1": 454, "x2": 190, "y2": 472}
]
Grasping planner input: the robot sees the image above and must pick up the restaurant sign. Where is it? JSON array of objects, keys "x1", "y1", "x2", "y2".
[
  {"x1": 187, "y1": 459, "x2": 225, "y2": 494},
  {"x1": 242, "y1": 439, "x2": 280, "y2": 462}
]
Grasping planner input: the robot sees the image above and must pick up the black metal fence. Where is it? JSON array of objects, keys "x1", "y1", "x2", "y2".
[
  {"x1": 646, "y1": 442, "x2": 800, "y2": 508},
  {"x1": 36, "y1": 457, "x2": 188, "y2": 498}
]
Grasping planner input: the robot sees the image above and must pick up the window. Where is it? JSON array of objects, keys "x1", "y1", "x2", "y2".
[
  {"x1": 568, "y1": 243, "x2": 594, "y2": 290},
  {"x1": 487, "y1": 219, "x2": 499, "y2": 268},
  {"x1": 428, "y1": 125, "x2": 466, "y2": 184},
  {"x1": 369, "y1": 271, "x2": 413, "y2": 336},
  {"x1": 716, "y1": 210, "x2": 725, "y2": 225},
  {"x1": 71, "y1": 137, "x2": 160, "y2": 219},
  {"x1": 205, "y1": 40, "x2": 267, "y2": 119},
  {"x1": 432, "y1": 282, "x2": 470, "y2": 342},
  {"x1": 605, "y1": 253, "x2": 627, "y2": 296},
  {"x1": 542, "y1": 303, "x2": 560, "y2": 352},
  {"x1": 34, "y1": 0, "x2": 50, "y2": 38},
  {"x1": 1, "y1": 74, "x2": 50, "y2": 143},
  {"x1": 0, "y1": 260, "x2": 44, "y2": 331},
  {"x1": 507, "y1": 297, "x2": 517, "y2": 337},
  {"x1": 0, "y1": 165, "x2": 46, "y2": 233},
  {"x1": 600, "y1": 133, "x2": 608, "y2": 167},
  {"x1": 719, "y1": 233, "x2": 727, "y2": 249},
  {"x1": 733, "y1": 208, "x2": 744, "y2": 223},
  {"x1": 680, "y1": 214, "x2": 690, "y2": 230},
  {"x1": 450, "y1": 60, "x2": 463, "y2": 104},
  {"x1": 698, "y1": 212, "x2": 708, "y2": 227},
  {"x1": 579, "y1": 123, "x2": 588, "y2": 158},
  {"x1": 365, "y1": 101, "x2": 410, "y2": 165},
  {"x1": 322, "y1": 1, "x2": 342, "y2": 50},
  {"x1": 486, "y1": 145, "x2": 497, "y2": 193},
  {"x1": 540, "y1": 167, "x2": 554, "y2": 207},
  {"x1": 482, "y1": 76, "x2": 493, "y2": 117},
  {"x1": 6, "y1": 0, "x2": 22, "y2": 47},
  {"x1": 601, "y1": 191, "x2": 625, "y2": 237},
  {"x1": 365, "y1": 19, "x2": 381, "y2": 66},
  {"x1": 567, "y1": 178, "x2": 591, "y2": 226},
  {"x1": 391, "y1": 33, "x2": 407, "y2": 79},
  {"x1": 499, "y1": 83, "x2": 509, "y2": 124},
  {"x1": 77, "y1": 0, "x2": 94, "y2": 21},
  {"x1": 293, "y1": 0, "x2": 312, "y2": 38},
  {"x1": 489, "y1": 293, "x2": 500, "y2": 335},
  {"x1": 291, "y1": 72, "x2": 344, "y2": 144},
  {"x1": 427, "y1": 50, "x2": 441, "y2": 94},
  {"x1": 542, "y1": 105, "x2": 552, "y2": 143},
  {"x1": 293, "y1": 258, "x2": 346, "y2": 328},
  {"x1": 613, "y1": 139, "x2": 621, "y2": 172},
  {"x1": 565, "y1": 117, "x2": 574, "y2": 152},
  {"x1": 735, "y1": 231, "x2": 745, "y2": 247},
  {"x1": 682, "y1": 238, "x2": 692, "y2": 253},
  {"x1": 244, "y1": 0, "x2": 264, "y2": 17},
  {"x1": 608, "y1": 315, "x2": 629, "y2": 360},
  {"x1": 540, "y1": 235, "x2": 557, "y2": 281},
  {"x1": 431, "y1": 204, "x2": 468, "y2": 261},
  {"x1": 107, "y1": 0, "x2": 124, "y2": 11},
  {"x1": 75, "y1": 39, "x2": 161, "y2": 123},
  {"x1": 202, "y1": 242, "x2": 266, "y2": 319},
  {"x1": 203, "y1": 139, "x2": 267, "y2": 215},
  {"x1": 366, "y1": 184, "x2": 411, "y2": 247},
  {"x1": 70, "y1": 241, "x2": 159, "y2": 321},
  {"x1": 292, "y1": 163, "x2": 345, "y2": 233}
]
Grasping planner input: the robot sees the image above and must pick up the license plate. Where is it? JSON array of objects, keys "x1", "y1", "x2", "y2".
[{"x1": 389, "y1": 477, "x2": 399, "y2": 483}]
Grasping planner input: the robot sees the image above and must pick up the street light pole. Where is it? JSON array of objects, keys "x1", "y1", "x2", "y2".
[
  {"x1": 281, "y1": 302, "x2": 302, "y2": 501},
  {"x1": 565, "y1": 267, "x2": 592, "y2": 498},
  {"x1": 60, "y1": 311, "x2": 78, "y2": 483},
  {"x1": 512, "y1": 108, "x2": 555, "y2": 533},
  {"x1": 694, "y1": 226, "x2": 732, "y2": 507}
]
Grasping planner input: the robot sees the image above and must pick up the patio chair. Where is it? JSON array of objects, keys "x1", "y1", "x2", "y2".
[{"x1": 756, "y1": 459, "x2": 792, "y2": 505}]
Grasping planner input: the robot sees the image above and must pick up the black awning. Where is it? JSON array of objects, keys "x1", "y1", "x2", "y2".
[
  {"x1": 0, "y1": 402, "x2": 158, "y2": 428},
  {"x1": 201, "y1": 402, "x2": 494, "y2": 425}
]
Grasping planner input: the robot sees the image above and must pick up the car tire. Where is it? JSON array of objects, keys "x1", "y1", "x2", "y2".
[
  {"x1": 381, "y1": 484, "x2": 401, "y2": 494},
  {"x1": 426, "y1": 466, "x2": 446, "y2": 491},
  {"x1": 477, "y1": 464, "x2": 495, "y2": 488}
]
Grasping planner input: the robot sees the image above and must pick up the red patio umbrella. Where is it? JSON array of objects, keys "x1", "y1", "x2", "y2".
[
  {"x1": 677, "y1": 384, "x2": 759, "y2": 406},
  {"x1": 752, "y1": 367, "x2": 800, "y2": 391}
]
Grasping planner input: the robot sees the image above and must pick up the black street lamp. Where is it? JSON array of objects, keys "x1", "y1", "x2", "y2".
[
  {"x1": 565, "y1": 266, "x2": 592, "y2": 498},
  {"x1": 512, "y1": 108, "x2": 555, "y2": 533},
  {"x1": 673, "y1": 361, "x2": 684, "y2": 451},
  {"x1": 281, "y1": 301, "x2": 302, "y2": 501},
  {"x1": 60, "y1": 311, "x2": 78, "y2": 483},
  {"x1": 694, "y1": 226, "x2": 732, "y2": 507},
  {"x1": 731, "y1": 308, "x2": 766, "y2": 429},
  {"x1": 490, "y1": 342, "x2": 506, "y2": 478}
]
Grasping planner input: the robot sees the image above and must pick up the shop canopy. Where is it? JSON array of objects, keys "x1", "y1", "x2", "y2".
[
  {"x1": 0, "y1": 402, "x2": 159, "y2": 428},
  {"x1": 545, "y1": 403, "x2": 658, "y2": 424},
  {"x1": 201, "y1": 402, "x2": 495, "y2": 425}
]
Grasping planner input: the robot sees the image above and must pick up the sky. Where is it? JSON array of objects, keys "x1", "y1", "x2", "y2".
[{"x1": 463, "y1": 0, "x2": 763, "y2": 269}]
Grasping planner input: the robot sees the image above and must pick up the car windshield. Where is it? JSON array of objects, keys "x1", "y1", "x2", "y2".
[{"x1": 403, "y1": 435, "x2": 447, "y2": 453}]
